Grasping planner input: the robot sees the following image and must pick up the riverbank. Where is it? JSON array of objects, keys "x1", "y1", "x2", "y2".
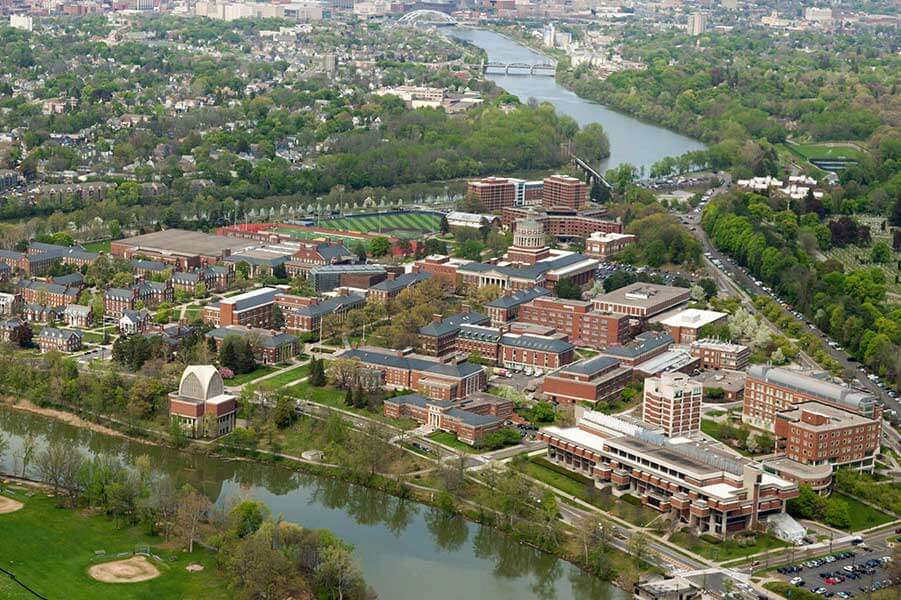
[{"x1": 0, "y1": 400, "x2": 640, "y2": 596}]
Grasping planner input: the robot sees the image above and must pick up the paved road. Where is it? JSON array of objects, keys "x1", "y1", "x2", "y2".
[{"x1": 680, "y1": 194, "x2": 900, "y2": 422}]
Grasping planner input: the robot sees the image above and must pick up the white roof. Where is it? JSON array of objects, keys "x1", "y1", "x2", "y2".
[{"x1": 660, "y1": 308, "x2": 727, "y2": 328}]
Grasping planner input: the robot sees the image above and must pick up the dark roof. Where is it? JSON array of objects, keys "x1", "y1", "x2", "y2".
[
  {"x1": 38, "y1": 327, "x2": 81, "y2": 341},
  {"x1": 0, "y1": 249, "x2": 24, "y2": 261},
  {"x1": 500, "y1": 334, "x2": 574, "y2": 353},
  {"x1": 52, "y1": 272, "x2": 84, "y2": 286},
  {"x1": 18, "y1": 279, "x2": 76, "y2": 297},
  {"x1": 294, "y1": 293, "x2": 366, "y2": 318},
  {"x1": 384, "y1": 393, "x2": 454, "y2": 409},
  {"x1": 223, "y1": 253, "x2": 289, "y2": 267},
  {"x1": 106, "y1": 287, "x2": 134, "y2": 299},
  {"x1": 171, "y1": 271, "x2": 201, "y2": 284},
  {"x1": 342, "y1": 348, "x2": 484, "y2": 379},
  {"x1": 485, "y1": 286, "x2": 549, "y2": 309},
  {"x1": 444, "y1": 407, "x2": 503, "y2": 427},
  {"x1": 561, "y1": 355, "x2": 621, "y2": 377},
  {"x1": 457, "y1": 325, "x2": 501, "y2": 343},
  {"x1": 604, "y1": 331, "x2": 673, "y2": 359},
  {"x1": 370, "y1": 271, "x2": 431, "y2": 294},
  {"x1": 317, "y1": 243, "x2": 353, "y2": 263},
  {"x1": 310, "y1": 264, "x2": 386, "y2": 275},
  {"x1": 132, "y1": 259, "x2": 167, "y2": 272},
  {"x1": 419, "y1": 311, "x2": 490, "y2": 337}
]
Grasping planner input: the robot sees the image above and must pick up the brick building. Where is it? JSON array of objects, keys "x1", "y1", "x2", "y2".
[
  {"x1": 0, "y1": 317, "x2": 30, "y2": 345},
  {"x1": 601, "y1": 331, "x2": 674, "y2": 368},
  {"x1": 22, "y1": 303, "x2": 57, "y2": 323},
  {"x1": 642, "y1": 373, "x2": 703, "y2": 437},
  {"x1": 36, "y1": 328, "x2": 82, "y2": 353},
  {"x1": 202, "y1": 287, "x2": 278, "y2": 328},
  {"x1": 543, "y1": 355, "x2": 632, "y2": 405},
  {"x1": 542, "y1": 175, "x2": 587, "y2": 210},
  {"x1": 18, "y1": 279, "x2": 80, "y2": 307},
  {"x1": 455, "y1": 325, "x2": 502, "y2": 364},
  {"x1": 111, "y1": 228, "x2": 258, "y2": 270},
  {"x1": 104, "y1": 281, "x2": 173, "y2": 317},
  {"x1": 168, "y1": 366, "x2": 237, "y2": 438},
  {"x1": 773, "y1": 402, "x2": 881, "y2": 473},
  {"x1": 499, "y1": 333, "x2": 575, "y2": 370},
  {"x1": 484, "y1": 287, "x2": 550, "y2": 325},
  {"x1": 62, "y1": 304, "x2": 92, "y2": 328},
  {"x1": 285, "y1": 292, "x2": 366, "y2": 335},
  {"x1": 339, "y1": 347, "x2": 486, "y2": 401},
  {"x1": 660, "y1": 309, "x2": 728, "y2": 345},
  {"x1": 206, "y1": 325, "x2": 300, "y2": 364},
  {"x1": 690, "y1": 339, "x2": 750, "y2": 370},
  {"x1": 502, "y1": 207, "x2": 623, "y2": 241},
  {"x1": 518, "y1": 296, "x2": 630, "y2": 349},
  {"x1": 466, "y1": 177, "x2": 517, "y2": 213},
  {"x1": 368, "y1": 272, "x2": 432, "y2": 303},
  {"x1": 308, "y1": 264, "x2": 388, "y2": 293},
  {"x1": 119, "y1": 309, "x2": 152, "y2": 335},
  {"x1": 743, "y1": 365, "x2": 880, "y2": 432},
  {"x1": 171, "y1": 265, "x2": 233, "y2": 294},
  {"x1": 384, "y1": 392, "x2": 513, "y2": 445},
  {"x1": 418, "y1": 309, "x2": 489, "y2": 356},
  {"x1": 585, "y1": 232, "x2": 636, "y2": 261}
]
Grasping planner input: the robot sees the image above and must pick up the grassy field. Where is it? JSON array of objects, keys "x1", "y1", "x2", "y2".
[
  {"x1": 832, "y1": 492, "x2": 895, "y2": 531},
  {"x1": 223, "y1": 365, "x2": 277, "y2": 386},
  {"x1": 786, "y1": 141, "x2": 867, "y2": 162},
  {"x1": 253, "y1": 363, "x2": 310, "y2": 389},
  {"x1": 284, "y1": 380, "x2": 418, "y2": 429},
  {"x1": 81, "y1": 239, "x2": 111, "y2": 253},
  {"x1": 515, "y1": 456, "x2": 658, "y2": 527},
  {"x1": 427, "y1": 430, "x2": 478, "y2": 453},
  {"x1": 273, "y1": 227, "x2": 373, "y2": 248},
  {"x1": 0, "y1": 490, "x2": 227, "y2": 600},
  {"x1": 322, "y1": 212, "x2": 441, "y2": 239},
  {"x1": 670, "y1": 530, "x2": 789, "y2": 562}
]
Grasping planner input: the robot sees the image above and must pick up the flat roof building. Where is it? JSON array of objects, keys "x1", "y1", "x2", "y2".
[
  {"x1": 659, "y1": 308, "x2": 728, "y2": 344},
  {"x1": 111, "y1": 228, "x2": 258, "y2": 269},
  {"x1": 543, "y1": 355, "x2": 632, "y2": 405},
  {"x1": 593, "y1": 283, "x2": 690, "y2": 320},
  {"x1": 643, "y1": 373, "x2": 703, "y2": 437}
]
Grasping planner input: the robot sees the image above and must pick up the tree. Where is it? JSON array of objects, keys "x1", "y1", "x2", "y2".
[
  {"x1": 824, "y1": 498, "x2": 851, "y2": 530},
  {"x1": 14, "y1": 431, "x2": 37, "y2": 478},
  {"x1": 555, "y1": 278, "x2": 582, "y2": 300},
  {"x1": 226, "y1": 525, "x2": 293, "y2": 600},
  {"x1": 309, "y1": 357, "x2": 326, "y2": 386},
  {"x1": 439, "y1": 214, "x2": 449, "y2": 234},
  {"x1": 690, "y1": 285, "x2": 707, "y2": 303},
  {"x1": 229, "y1": 500, "x2": 269, "y2": 539},
  {"x1": 870, "y1": 241, "x2": 891, "y2": 263},
  {"x1": 628, "y1": 531, "x2": 650, "y2": 564},
  {"x1": 573, "y1": 122, "x2": 610, "y2": 163},
  {"x1": 175, "y1": 485, "x2": 211, "y2": 553},
  {"x1": 351, "y1": 420, "x2": 391, "y2": 480},
  {"x1": 352, "y1": 241, "x2": 367, "y2": 262},
  {"x1": 369, "y1": 237, "x2": 390, "y2": 257},
  {"x1": 273, "y1": 393, "x2": 296, "y2": 428},
  {"x1": 316, "y1": 543, "x2": 365, "y2": 600},
  {"x1": 0, "y1": 433, "x2": 8, "y2": 466},
  {"x1": 529, "y1": 401, "x2": 556, "y2": 423}
]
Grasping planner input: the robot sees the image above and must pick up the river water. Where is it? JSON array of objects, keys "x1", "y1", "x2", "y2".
[
  {"x1": 0, "y1": 408, "x2": 626, "y2": 600},
  {"x1": 449, "y1": 28, "x2": 705, "y2": 174}
]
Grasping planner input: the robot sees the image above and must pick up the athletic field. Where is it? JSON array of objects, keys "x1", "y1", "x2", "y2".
[
  {"x1": 272, "y1": 227, "x2": 373, "y2": 247},
  {"x1": 321, "y1": 212, "x2": 441, "y2": 239}
]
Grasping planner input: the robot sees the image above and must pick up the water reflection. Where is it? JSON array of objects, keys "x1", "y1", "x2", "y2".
[{"x1": 0, "y1": 407, "x2": 626, "y2": 600}]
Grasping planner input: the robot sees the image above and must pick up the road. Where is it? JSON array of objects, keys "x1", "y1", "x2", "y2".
[{"x1": 680, "y1": 185, "x2": 901, "y2": 422}]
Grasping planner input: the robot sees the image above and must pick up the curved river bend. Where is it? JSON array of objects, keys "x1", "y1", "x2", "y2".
[
  {"x1": 449, "y1": 28, "x2": 705, "y2": 174},
  {"x1": 0, "y1": 408, "x2": 628, "y2": 600}
]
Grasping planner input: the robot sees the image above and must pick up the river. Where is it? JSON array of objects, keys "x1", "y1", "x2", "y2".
[
  {"x1": 448, "y1": 27, "x2": 705, "y2": 174},
  {"x1": 0, "y1": 407, "x2": 627, "y2": 600}
]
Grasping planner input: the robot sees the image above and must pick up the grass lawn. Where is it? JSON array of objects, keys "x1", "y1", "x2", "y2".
[
  {"x1": 427, "y1": 430, "x2": 479, "y2": 453},
  {"x1": 285, "y1": 381, "x2": 417, "y2": 430},
  {"x1": 833, "y1": 492, "x2": 895, "y2": 531},
  {"x1": 224, "y1": 365, "x2": 277, "y2": 386},
  {"x1": 82, "y1": 239, "x2": 111, "y2": 253},
  {"x1": 253, "y1": 364, "x2": 309, "y2": 389},
  {"x1": 786, "y1": 141, "x2": 867, "y2": 162},
  {"x1": 322, "y1": 212, "x2": 441, "y2": 237},
  {"x1": 670, "y1": 530, "x2": 788, "y2": 562},
  {"x1": 0, "y1": 490, "x2": 228, "y2": 600},
  {"x1": 514, "y1": 456, "x2": 658, "y2": 527},
  {"x1": 184, "y1": 305, "x2": 202, "y2": 320},
  {"x1": 765, "y1": 581, "x2": 821, "y2": 600},
  {"x1": 80, "y1": 332, "x2": 107, "y2": 344}
]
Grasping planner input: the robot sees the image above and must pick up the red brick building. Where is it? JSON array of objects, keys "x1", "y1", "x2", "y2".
[
  {"x1": 36, "y1": 327, "x2": 82, "y2": 353},
  {"x1": 18, "y1": 279, "x2": 80, "y2": 307},
  {"x1": 206, "y1": 325, "x2": 300, "y2": 364},
  {"x1": 339, "y1": 347, "x2": 486, "y2": 401},
  {"x1": 284, "y1": 292, "x2": 366, "y2": 335},
  {"x1": 502, "y1": 207, "x2": 623, "y2": 241},
  {"x1": 467, "y1": 177, "x2": 517, "y2": 213},
  {"x1": 518, "y1": 296, "x2": 630, "y2": 349},
  {"x1": 601, "y1": 331, "x2": 673, "y2": 368},
  {"x1": 744, "y1": 365, "x2": 881, "y2": 432},
  {"x1": 690, "y1": 339, "x2": 750, "y2": 370},
  {"x1": 774, "y1": 402, "x2": 881, "y2": 472},
  {"x1": 543, "y1": 355, "x2": 631, "y2": 405},
  {"x1": 499, "y1": 333, "x2": 575, "y2": 370},
  {"x1": 384, "y1": 392, "x2": 513, "y2": 445},
  {"x1": 202, "y1": 287, "x2": 278, "y2": 328},
  {"x1": 484, "y1": 287, "x2": 550, "y2": 325},
  {"x1": 168, "y1": 366, "x2": 237, "y2": 438},
  {"x1": 585, "y1": 232, "x2": 636, "y2": 260},
  {"x1": 418, "y1": 309, "x2": 490, "y2": 356},
  {"x1": 660, "y1": 309, "x2": 728, "y2": 345},
  {"x1": 542, "y1": 175, "x2": 587, "y2": 210}
]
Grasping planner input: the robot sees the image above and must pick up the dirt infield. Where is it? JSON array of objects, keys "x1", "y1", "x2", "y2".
[
  {"x1": 88, "y1": 556, "x2": 161, "y2": 583},
  {"x1": 0, "y1": 496, "x2": 23, "y2": 514}
]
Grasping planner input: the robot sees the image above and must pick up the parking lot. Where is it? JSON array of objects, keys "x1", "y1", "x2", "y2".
[{"x1": 776, "y1": 547, "x2": 897, "y2": 598}]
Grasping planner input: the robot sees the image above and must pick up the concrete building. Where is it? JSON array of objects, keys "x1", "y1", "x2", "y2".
[
  {"x1": 690, "y1": 339, "x2": 750, "y2": 370},
  {"x1": 543, "y1": 355, "x2": 632, "y2": 405},
  {"x1": 593, "y1": 283, "x2": 691, "y2": 321},
  {"x1": 774, "y1": 402, "x2": 881, "y2": 472},
  {"x1": 743, "y1": 365, "x2": 880, "y2": 431},
  {"x1": 309, "y1": 264, "x2": 387, "y2": 293},
  {"x1": 539, "y1": 411, "x2": 798, "y2": 538},
  {"x1": 168, "y1": 366, "x2": 237, "y2": 438},
  {"x1": 687, "y1": 12, "x2": 708, "y2": 35},
  {"x1": 659, "y1": 309, "x2": 728, "y2": 345},
  {"x1": 643, "y1": 373, "x2": 703, "y2": 437}
]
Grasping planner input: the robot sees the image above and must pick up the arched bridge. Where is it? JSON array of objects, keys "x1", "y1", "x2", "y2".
[
  {"x1": 396, "y1": 10, "x2": 457, "y2": 26},
  {"x1": 481, "y1": 60, "x2": 557, "y2": 77}
]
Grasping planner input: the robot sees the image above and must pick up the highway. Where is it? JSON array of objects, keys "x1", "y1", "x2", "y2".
[{"x1": 680, "y1": 184, "x2": 901, "y2": 423}]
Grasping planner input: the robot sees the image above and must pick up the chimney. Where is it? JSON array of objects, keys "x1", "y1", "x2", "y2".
[
  {"x1": 432, "y1": 314, "x2": 442, "y2": 324},
  {"x1": 387, "y1": 272, "x2": 396, "y2": 281}
]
